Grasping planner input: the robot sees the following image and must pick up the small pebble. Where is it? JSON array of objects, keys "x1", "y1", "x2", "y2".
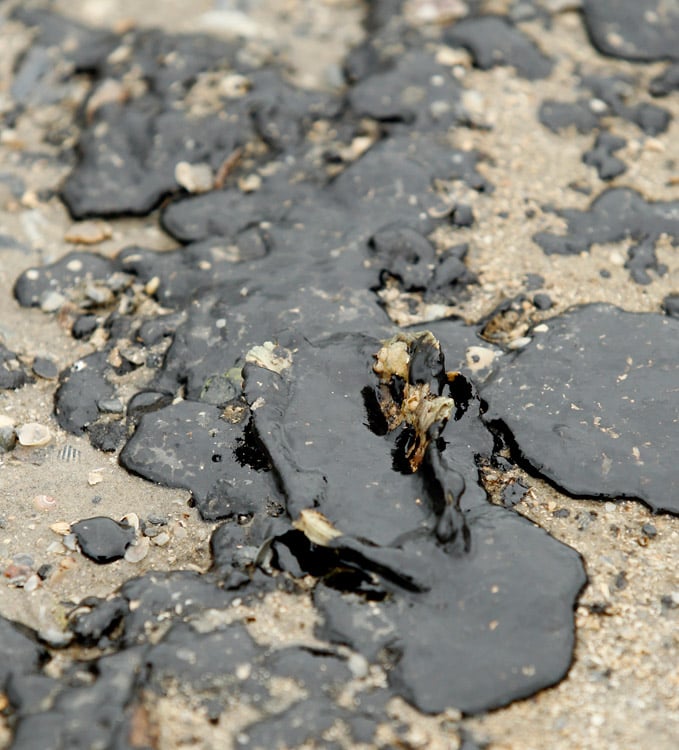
[
  {"x1": 4, "y1": 563, "x2": 32, "y2": 585},
  {"x1": 451, "y1": 204, "x2": 474, "y2": 227},
  {"x1": 32, "y1": 356, "x2": 58, "y2": 380},
  {"x1": 347, "y1": 652, "x2": 369, "y2": 678},
  {"x1": 0, "y1": 415, "x2": 16, "y2": 452},
  {"x1": 62, "y1": 534, "x2": 78, "y2": 551},
  {"x1": 38, "y1": 628, "x2": 73, "y2": 648},
  {"x1": 641, "y1": 523, "x2": 657, "y2": 538},
  {"x1": 153, "y1": 531, "x2": 170, "y2": 546},
  {"x1": 97, "y1": 398, "x2": 124, "y2": 414},
  {"x1": 50, "y1": 521, "x2": 71, "y2": 535},
  {"x1": 88, "y1": 469, "x2": 104, "y2": 486},
  {"x1": 39, "y1": 291, "x2": 66, "y2": 313},
  {"x1": 507, "y1": 336, "x2": 532, "y2": 350},
  {"x1": 533, "y1": 293, "x2": 553, "y2": 310},
  {"x1": 84, "y1": 282, "x2": 113, "y2": 305},
  {"x1": 175, "y1": 161, "x2": 214, "y2": 193},
  {"x1": 238, "y1": 174, "x2": 262, "y2": 193},
  {"x1": 72, "y1": 314, "x2": 98, "y2": 339},
  {"x1": 23, "y1": 574, "x2": 40, "y2": 592},
  {"x1": 64, "y1": 220, "x2": 112, "y2": 245},
  {"x1": 147, "y1": 514, "x2": 167, "y2": 526},
  {"x1": 16, "y1": 422, "x2": 51, "y2": 447}
]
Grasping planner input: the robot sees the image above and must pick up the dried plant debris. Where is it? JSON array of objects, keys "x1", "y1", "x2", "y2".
[
  {"x1": 481, "y1": 304, "x2": 679, "y2": 515},
  {"x1": 534, "y1": 187, "x2": 679, "y2": 284}
]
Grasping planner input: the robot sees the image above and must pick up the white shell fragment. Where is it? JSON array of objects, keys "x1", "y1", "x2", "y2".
[{"x1": 16, "y1": 423, "x2": 52, "y2": 447}]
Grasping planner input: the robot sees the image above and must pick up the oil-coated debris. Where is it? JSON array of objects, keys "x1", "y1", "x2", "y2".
[
  {"x1": 540, "y1": 74, "x2": 671, "y2": 136},
  {"x1": 0, "y1": 342, "x2": 32, "y2": 391},
  {"x1": 71, "y1": 516, "x2": 136, "y2": 564},
  {"x1": 649, "y1": 63, "x2": 679, "y2": 97},
  {"x1": 582, "y1": 132, "x2": 627, "y2": 181},
  {"x1": 246, "y1": 332, "x2": 585, "y2": 713},
  {"x1": 481, "y1": 305, "x2": 679, "y2": 514},
  {"x1": 534, "y1": 188, "x2": 679, "y2": 284},
  {"x1": 313, "y1": 502, "x2": 585, "y2": 714},
  {"x1": 444, "y1": 15, "x2": 553, "y2": 79},
  {"x1": 581, "y1": 0, "x2": 679, "y2": 62},
  {"x1": 120, "y1": 400, "x2": 281, "y2": 521},
  {"x1": 13, "y1": 251, "x2": 115, "y2": 308},
  {"x1": 0, "y1": 617, "x2": 46, "y2": 690}
]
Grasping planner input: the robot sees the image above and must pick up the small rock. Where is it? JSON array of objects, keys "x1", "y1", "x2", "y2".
[
  {"x1": 4, "y1": 563, "x2": 32, "y2": 585},
  {"x1": 50, "y1": 521, "x2": 71, "y2": 535},
  {"x1": 238, "y1": 174, "x2": 262, "y2": 193},
  {"x1": 119, "y1": 347, "x2": 145, "y2": 366},
  {"x1": 146, "y1": 514, "x2": 167, "y2": 526},
  {"x1": 641, "y1": 523, "x2": 657, "y2": 538},
  {"x1": 16, "y1": 422, "x2": 51, "y2": 447},
  {"x1": 507, "y1": 336, "x2": 532, "y2": 350},
  {"x1": 84, "y1": 282, "x2": 114, "y2": 306},
  {"x1": 97, "y1": 398, "x2": 124, "y2": 414},
  {"x1": 38, "y1": 628, "x2": 73, "y2": 648},
  {"x1": 451, "y1": 204, "x2": 474, "y2": 227},
  {"x1": 219, "y1": 73, "x2": 250, "y2": 98},
  {"x1": 502, "y1": 479, "x2": 529, "y2": 507},
  {"x1": 533, "y1": 293, "x2": 553, "y2": 310},
  {"x1": 88, "y1": 469, "x2": 104, "y2": 486},
  {"x1": 23, "y1": 574, "x2": 40, "y2": 592},
  {"x1": 62, "y1": 534, "x2": 78, "y2": 552},
  {"x1": 153, "y1": 531, "x2": 170, "y2": 547},
  {"x1": 64, "y1": 220, "x2": 112, "y2": 245},
  {"x1": 40, "y1": 291, "x2": 66, "y2": 313},
  {"x1": 72, "y1": 314, "x2": 98, "y2": 339},
  {"x1": 32, "y1": 356, "x2": 58, "y2": 380},
  {"x1": 175, "y1": 162, "x2": 214, "y2": 194},
  {"x1": 0, "y1": 415, "x2": 16, "y2": 452}
]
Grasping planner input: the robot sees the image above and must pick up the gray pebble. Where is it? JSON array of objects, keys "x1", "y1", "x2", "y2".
[
  {"x1": 97, "y1": 398, "x2": 124, "y2": 414},
  {"x1": 40, "y1": 290, "x2": 66, "y2": 312},
  {"x1": 32, "y1": 356, "x2": 58, "y2": 380}
]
